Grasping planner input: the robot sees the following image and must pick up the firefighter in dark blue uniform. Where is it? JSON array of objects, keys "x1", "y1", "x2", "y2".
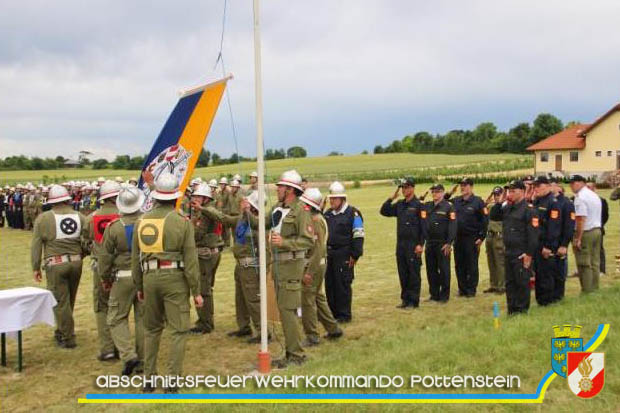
[
  {"x1": 532, "y1": 176, "x2": 562, "y2": 306},
  {"x1": 502, "y1": 180, "x2": 539, "y2": 315},
  {"x1": 423, "y1": 184, "x2": 457, "y2": 303},
  {"x1": 324, "y1": 181, "x2": 364, "y2": 323},
  {"x1": 550, "y1": 178, "x2": 575, "y2": 302},
  {"x1": 380, "y1": 177, "x2": 427, "y2": 308},
  {"x1": 452, "y1": 178, "x2": 489, "y2": 297}
]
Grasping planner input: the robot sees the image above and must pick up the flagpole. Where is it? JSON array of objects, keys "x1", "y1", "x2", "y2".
[{"x1": 253, "y1": 0, "x2": 271, "y2": 374}]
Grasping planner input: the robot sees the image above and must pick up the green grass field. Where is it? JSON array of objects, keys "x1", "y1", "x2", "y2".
[
  {"x1": 0, "y1": 153, "x2": 529, "y2": 185},
  {"x1": 0, "y1": 183, "x2": 617, "y2": 412}
]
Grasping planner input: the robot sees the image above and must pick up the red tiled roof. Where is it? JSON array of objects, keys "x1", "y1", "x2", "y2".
[{"x1": 526, "y1": 124, "x2": 589, "y2": 151}]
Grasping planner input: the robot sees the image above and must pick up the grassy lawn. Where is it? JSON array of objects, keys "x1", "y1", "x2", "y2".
[
  {"x1": 0, "y1": 183, "x2": 617, "y2": 412},
  {"x1": 0, "y1": 153, "x2": 529, "y2": 185}
]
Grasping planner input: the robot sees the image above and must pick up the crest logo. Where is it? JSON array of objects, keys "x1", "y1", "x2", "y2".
[
  {"x1": 141, "y1": 144, "x2": 192, "y2": 211},
  {"x1": 551, "y1": 324, "x2": 583, "y2": 378},
  {"x1": 567, "y1": 352, "x2": 605, "y2": 398}
]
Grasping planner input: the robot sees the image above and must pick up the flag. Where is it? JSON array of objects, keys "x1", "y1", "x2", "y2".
[{"x1": 139, "y1": 75, "x2": 231, "y2": 211}]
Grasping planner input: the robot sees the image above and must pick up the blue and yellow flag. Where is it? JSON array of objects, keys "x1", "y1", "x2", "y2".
[{"x1": 139, "y1": 75, "x2": 231, "y2": 210}]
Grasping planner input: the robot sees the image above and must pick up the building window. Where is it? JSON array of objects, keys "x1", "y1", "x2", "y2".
[
  {"x1": 608, "y1": 151, "x2": 613, "y2": 157},
  {"x1": 540, "y1": 152, "x2": 549, "y2": 162},
  {"x1": 595, "y1": 151, "x2": 602, "y2": 157},
  {"x1": 570, "y1": 152, "x2": 579, "y2": 162}
]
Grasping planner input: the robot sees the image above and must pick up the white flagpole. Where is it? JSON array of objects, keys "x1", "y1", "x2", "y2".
[{"x1": 253, "y1": 0, "x2": 270, "y2": 373}]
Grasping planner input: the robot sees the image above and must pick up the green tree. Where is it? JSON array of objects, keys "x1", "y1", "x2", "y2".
[
  {"x1": 112, "y1": 155, "x2": 131, "y2": 169},
  {"x1": 529, "y1": 113, "x2": 563, "y2": 147},
  {"x1": 287, "y1": 146, "x2": 307, "y2": 158},
  {"x1": 211, "y1": 153, "x2": 222, "y2": 165},
  {"x1": 92, "y1": 159, "x2": 109, "y2": 169},
  {"x1": 197, "y1": 148, "x2": 211, "y2": 167}
]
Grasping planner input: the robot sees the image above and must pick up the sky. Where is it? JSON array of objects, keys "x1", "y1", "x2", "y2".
[{"x1": 2, "y1": 0, "x2": 620, "y2": 160}]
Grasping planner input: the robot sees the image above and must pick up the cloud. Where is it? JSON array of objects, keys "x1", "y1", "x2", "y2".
[{"x1": 2, "y1": 0, "x2": 620, "y2": 159}]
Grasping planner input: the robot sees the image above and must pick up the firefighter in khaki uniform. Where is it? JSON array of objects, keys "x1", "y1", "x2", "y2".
[
  {"x1": 99, "y1": 185, "x2": 145, "y2": 376},
  {"x1": 32, "y1": 184, "x2": 87, "y2": 348},
  {"x1": 188, "y1": 183, "x2": 224, "y2": 334},
  {"x1": 85, "y1": 180, "x2": 121, "y2": 362},
  {"x1": 299, "y1": 188, "x2": 343, "y2": 347},
  {"x1": 262, "y1": 170, "x2": 314, "y2": 368},
  {"x1": 218, "y1": 177, "x2": 231, "y2": 247},
  {"x1": 132, "y1": 173, "x2": 202, "y2": 393}
]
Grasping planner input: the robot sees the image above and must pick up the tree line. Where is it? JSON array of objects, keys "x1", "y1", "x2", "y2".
[
  {"x1": 0, "y1": 146, "x2": 309, "y2": 171},
  {"x1": 373, "y1": 113, "x2": 567, "y2": 154}
]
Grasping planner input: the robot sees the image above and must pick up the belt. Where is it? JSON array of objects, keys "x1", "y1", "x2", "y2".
[
  {"x1": 45, "y1": 254, "x2": 82, "y2": 267},
  {"x1": 142, "y1": 259, "x2": 185, "y2": 272},
  {"x1": 275, "y1": 250, "x2": 306, "y2": 261},
  {"x1": 197, "y1": 246, "x2": 223, "y2": 258},
  {"x1": 115, "y1": 270, "x2": 132, "y2": 278},
  {"x1": 238, "y1": 257, "x2": 259, "y2": 267}
]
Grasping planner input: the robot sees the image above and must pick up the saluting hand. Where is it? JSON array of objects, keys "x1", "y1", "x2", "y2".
[
  {"x1": 33, "y1": 270, "x2": 42, "y2": 283},
  {"x1": 391, "y1": 188, "x2": 400, "y2": 201}
]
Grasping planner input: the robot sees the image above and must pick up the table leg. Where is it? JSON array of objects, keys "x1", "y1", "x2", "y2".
[
  {"x1": 1, "y1": 333, "x2": 6, "y2": 367},
  {"x1": 17, "y1": 330, "x2": 23, "y2": 372}
]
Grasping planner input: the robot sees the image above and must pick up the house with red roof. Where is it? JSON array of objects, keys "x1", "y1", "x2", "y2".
[{"x1": 527, "y1": 103, "x2": 620, "y2": 178}]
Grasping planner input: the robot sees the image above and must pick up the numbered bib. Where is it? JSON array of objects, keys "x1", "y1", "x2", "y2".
[
  {"x1": 54, "y1": 213, "x2": 81, "y2": 240},
  {"x1": 138, "y1": 218, "x2": 165, "y2": 253}
]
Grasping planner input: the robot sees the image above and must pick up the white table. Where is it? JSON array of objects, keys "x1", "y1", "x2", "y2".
[{"x1": 0, "y1": 287, "x2": 57, "y2": 372}]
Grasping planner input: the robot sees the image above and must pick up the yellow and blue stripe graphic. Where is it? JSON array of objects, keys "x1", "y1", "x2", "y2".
[{"x1": 78, "y1": 324, "x2": 609, "y2": 404}]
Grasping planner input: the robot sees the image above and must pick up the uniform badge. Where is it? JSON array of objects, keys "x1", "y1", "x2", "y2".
[
  {"x1": 54, "y1": 213, "x2": 81, "y2": 240},
  {"x1": 138, "y1": 218, "x2": 165, "y2": 253},
  {"x1": 93, "y1": 214, "x2": 120, "y2": 244},
  {"x1": 532, "y1": 217, "x2": 539, "y2": 227},
  {"x1": 550, "y1": 210, "x2": 559, "y2": 219},
  {"x1": 567, "y1": 352, "x2": 605, "y2": 398}
]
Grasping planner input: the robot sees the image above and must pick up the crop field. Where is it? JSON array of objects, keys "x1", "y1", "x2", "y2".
[
  {"x1": 0, "y1": 182, "x2": 617, "y2": 412},
  {"x1": 0, "y1": 153, "x2": 531, "y2": 186}
]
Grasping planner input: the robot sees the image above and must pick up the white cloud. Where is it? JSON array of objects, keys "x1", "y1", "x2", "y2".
[{"x1": 2, "y1": 0, "x2": 620, "y2": 158}]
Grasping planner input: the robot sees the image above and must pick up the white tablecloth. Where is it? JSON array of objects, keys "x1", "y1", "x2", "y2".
[{"x1": 0, "y1": 287, "x2": 57, "y2": 337}]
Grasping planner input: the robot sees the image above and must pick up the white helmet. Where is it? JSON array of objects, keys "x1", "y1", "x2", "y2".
[
  {"x1": 192, "y1": 183, "x2": 213, "y2": 199},
  {"x1": 277, "y1": 170, "x2": 303, "y2": 191},
  {"x1": 327, "y1": 181, "x2": 347, "y2": 198},
  {"x1": 82, "y1": 184, "x2": 92, "y2": 192},
  {"x1": 116, "y1": 185, "x2": 145, "y2": 214},
  {"x1": 230, "y1": 179, "x2": 241, "y2": 188},
  {"x1": 128, "y1": 177, "x2": 138, "y2": 185},
  {"x1": 219, "y1": 177, "x2": 228, "y2": 185},
  {"x1": 250, "y1": 171, "x2": 258, "y2": 178},
  {"x1": 114, "y1": 176, "x2": 123, "y2": 183},
  {"x1": 245, "y1": 191, "x2": 264, "y2": 211},
  {"x1": 42, "y1": 186, "x2": 49, "y2": 193},
  {"x1": 98, "y1": 176, "x2": 105, "y2": 182},
  {"x1": 300, "y1": 187, "x2": 323, "y2": 211},
  {"x1": 99, "y1": 180, "x2": 121, "y2": 201},
  {"x1": 151, "y1": 172, "x2": 182, "y2": 200},
  {"x1": 47, "y1": 184, "x2": 71, "y2": 204},
  {"x1": 233, "y1": 173, "x2": 242, "y2": 182},
  {"x1": 208, "y1": 179, "x2": 218, "y2": 188},
  {"x1": 190, "y1": 177, "x2": 203, "y2": 186}
]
